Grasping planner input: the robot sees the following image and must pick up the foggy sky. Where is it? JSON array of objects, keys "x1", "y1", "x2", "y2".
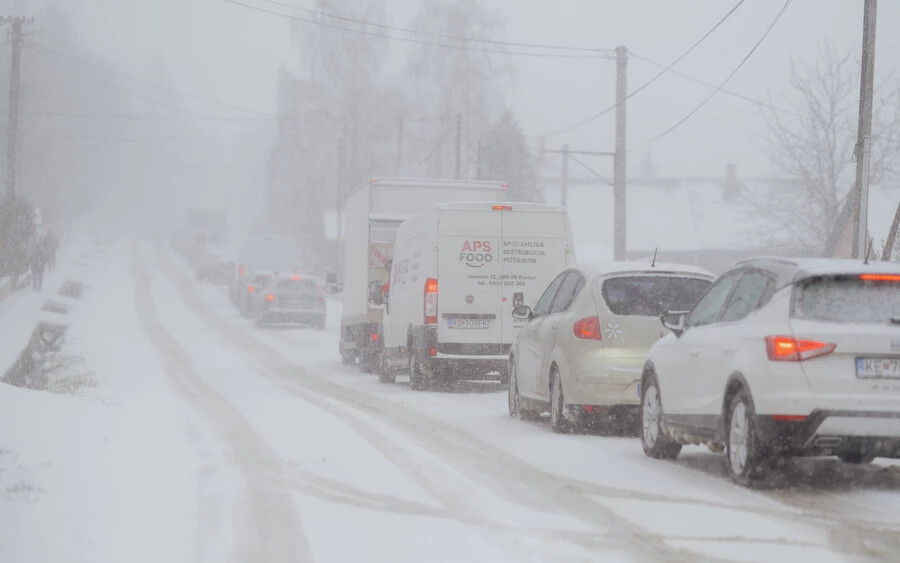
[{"x1": 13, "y1": 0, "x2": 900, "y2": 182}]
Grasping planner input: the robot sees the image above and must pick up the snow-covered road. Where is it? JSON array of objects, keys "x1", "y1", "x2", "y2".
[{"x1": 3, "y1": 239, "x2": 900, "y2": 563}]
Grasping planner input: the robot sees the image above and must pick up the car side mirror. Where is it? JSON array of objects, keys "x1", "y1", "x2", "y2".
[
  {"x1": 660, "y1": 311, "x2": 687, "y2": 337},
  {"x1": 368, "y1": 280, "x2": 384, "y2": 306},
  {"x1": 512, "y1": 305, "x2": 533, "y2": 320}
]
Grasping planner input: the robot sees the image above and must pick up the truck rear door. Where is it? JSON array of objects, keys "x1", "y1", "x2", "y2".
[
  {"x1": 437, "y1": 210, "x2": 504, "y2": 346},
  {"x1": 499, "y1": 209, "x2": 571, "y2": 345}
]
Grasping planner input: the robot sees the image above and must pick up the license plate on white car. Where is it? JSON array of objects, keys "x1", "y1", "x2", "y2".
[
  {"x1": 856, "y1": 358, "x2": 900, "y2": 379},
  {"x1": 448, "y1": 318, "x2": 489, "y2": 329}
]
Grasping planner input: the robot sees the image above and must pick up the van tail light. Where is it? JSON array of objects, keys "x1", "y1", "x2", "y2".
[
  {"x1": 248, "y1": 285, "x2": 255, "y2": 293},
  {"x1": 573, "y1": 316, "x2": 602, "y2": 340},
  {"x1": 765, "y1": 336, "x2": 836, "y2": 361},
  {"x1": 265, "y1": 294, "x2": 275, "y2": 302},
  {"x1": 492, "y1": 205, "x2": 512, "y2": 211},
  {"x1": 424, "y1": 278, "x2": 438, "y2": 325}
]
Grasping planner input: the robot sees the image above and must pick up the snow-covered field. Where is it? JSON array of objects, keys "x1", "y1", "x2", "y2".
[{"x1": 2, "y1": 238, "x2": 899, "y2": 562}]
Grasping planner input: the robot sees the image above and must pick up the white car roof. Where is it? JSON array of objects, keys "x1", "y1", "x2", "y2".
[
  {"x1": 430, "y1": 201, "x2": 567, "y2": 213},
  {"x1": 731, "y1": 257, "x2": 900, "y2": 285},
  {"x1": 576, "y1": 261, "x2": 716, "y2": 280}
]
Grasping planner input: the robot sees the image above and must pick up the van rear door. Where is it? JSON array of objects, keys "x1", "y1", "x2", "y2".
[
  {"x1": 437, "y1": 210, "x2": 504, "y2": 346},
  {"x1": 499, "y1": 209, "x2": 571, "y2": 345}
]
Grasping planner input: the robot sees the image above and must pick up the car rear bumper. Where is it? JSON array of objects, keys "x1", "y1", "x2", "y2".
[
  {"x1": 414, "y1": 327, "x2": 509, "y2": 380},
  {"x1": 756, "y1": 409, "x2": 900, "y2": 458},
  {"x1": 565, "y1": 375, "x2": 641, "y2": 407},
  {"x1": 260, "y1": 308, "x2": 325, "y2": 324}
]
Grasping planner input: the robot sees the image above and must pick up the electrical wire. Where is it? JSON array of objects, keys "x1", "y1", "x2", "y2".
[
  {"x1": 541, "y1": 0, "x2": 747, "y2": 138},
  {"x1": 223, "y1": 0, "x2": 613, "y2": 60},
  {"x1": 256, "y1": 0, "x2": 610, "y2": 54},
  {"x1": 25, "y1": 42, "x2": 275, "y2": 117},
  {"x1": 568, "y1": 154, "x2": 613, "y2": 186},
  {"x1": 629, "y1": 0, "x2": 793, "y2": 152}
]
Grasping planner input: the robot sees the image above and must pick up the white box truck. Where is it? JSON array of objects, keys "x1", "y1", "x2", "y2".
[
  {"x1": 340, "y1": 178, "x2": 509, "y2": 371},
  {"x1": 380, "y1": 202, "x2": 575, "y2": 388}
]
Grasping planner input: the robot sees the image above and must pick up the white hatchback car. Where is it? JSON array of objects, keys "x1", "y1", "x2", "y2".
[
  {"x1": 508, "y1": 262, "x2": 714, "y2": 432},
  {"x1": 641, "y1": 258, "x2": 900, "y2": 486}
]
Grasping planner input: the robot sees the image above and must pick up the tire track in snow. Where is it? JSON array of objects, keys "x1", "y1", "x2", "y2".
[
  {"x1": 131, "y1": 245, "x2": 312, "y2": 563},
  {"x1": 155, "y1": 246, "x2": 711, "y2": 562}
]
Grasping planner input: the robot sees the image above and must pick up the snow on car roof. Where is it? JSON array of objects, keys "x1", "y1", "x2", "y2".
[{"x1": 577, "y1": 261, "x2": 716, "y2": 279}]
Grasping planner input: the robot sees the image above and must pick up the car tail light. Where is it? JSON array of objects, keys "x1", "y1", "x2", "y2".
[
  {"x1": 371, "y1": 333, "x2": 379, "y2": 341},
  {"x1": 765, "y1": 336, "x2": 836, "y2": 361},
  {"x1": 573, "y1": 316, "x2": 602, "y2": 340},
  {"x1": 291, "y1": 275, "x2": 301, "y2": 281},
  {"x1": 492, "y1": 205, "x2": 512, "y2": 211},
  {"x1": 429, "y1": 346, "x2": 437, "y2": 357},
  {"x1": 772, "y1": 414, "x2": 807, "y2": 421},
  {"x1": 860, "y1": 274, "x2": 900, "y2": 282},
  {"x1": 424, "y1": 278, "x2": 438, "y2": 325},
  {"x1": 239, "y1": 265, "x2": 244, "y2": 276},
  {"x1": 248, "y1": 285, "x2": 255, "y2": 293},
  {"x1": 265, "y1": 294, "x2": 275, "y2": 302}
]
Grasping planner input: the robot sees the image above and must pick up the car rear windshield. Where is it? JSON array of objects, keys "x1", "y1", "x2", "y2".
[
  {"x1": 793, "y1": 276, "x2": 900, "y2": 323},
  {"x1": 276, "y1": 279, "x2": 318, "y2": 295},
  {"x1": 602, "y1": 276, "x2": 712, "y2": 317}
]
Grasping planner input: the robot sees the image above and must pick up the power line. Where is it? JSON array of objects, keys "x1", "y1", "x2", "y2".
[
  {"x1": 630, "y1": 0, "x2": 793, "y2": 152},
  {"x1": 257, "y1": 0, "x2": 610, "y2": 54},
  {"x1": 25, "y1": 42, "x2": 275, "y2": 117},
  {"x1": 223, "y1": 0, "x2": 613, "y2": 60},
  {"x1": 569, "y1": 153, "x2": 613, "y2": 186},
  {"x1": 541, "y1": 0, "x2": 747, "y2": 138}
]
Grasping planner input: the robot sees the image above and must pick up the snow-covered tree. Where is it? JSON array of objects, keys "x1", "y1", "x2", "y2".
[{"x1": 478, "y1": 112, "x2": 540, "y2": 202}]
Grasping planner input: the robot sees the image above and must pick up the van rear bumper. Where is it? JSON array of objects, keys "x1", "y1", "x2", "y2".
[{"x1": 413, "y1": 326, "x2": 509, "y2": 381}]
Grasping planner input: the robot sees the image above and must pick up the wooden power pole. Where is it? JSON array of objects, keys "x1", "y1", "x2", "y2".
[
  {"x1": 613, "y1": 45, "x2": 628, "y2": 261},
  {"x1": 853, "y1": 0, "x2": 877, "y2": 259},
  {"x1": 2, "y1": 16, "x2": 28, "y2": 200}
]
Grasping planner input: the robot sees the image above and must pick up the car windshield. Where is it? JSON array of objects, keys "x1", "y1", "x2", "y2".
[
  {"x1": 602, "y1": 275, "x2": 712, "y2": 317},
  {"x1": 793, "y1": 276, "x2": 900, "y2": 323}
]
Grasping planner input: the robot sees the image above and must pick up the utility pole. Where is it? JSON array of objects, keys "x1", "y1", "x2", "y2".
[
  {"x1": 395, "y1": 117, "x2": 403, "y2": 175},
  {"x1": 853, "y1": 0, "x2": 877, "y2": 259},
  {"x1": 455, "y1": 113, "x2": 462, "y2": 179},
  {"x1": 2, "y1": 16, "x2": 29, "y2": 200},
  {"x1": 613, "y1": 45, "x2": 628, "y2": 261},
  {"x1": 560, "y1": 144, "x2": 569, "y2": 208}
]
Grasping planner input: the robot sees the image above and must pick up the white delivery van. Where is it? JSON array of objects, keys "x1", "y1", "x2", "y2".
[
  {"x1": 380, "y1": 202, "x2": 575, "y2": 388},
  {"x1": 340, "y1": 178, "x2": 509, "y2": 373}
]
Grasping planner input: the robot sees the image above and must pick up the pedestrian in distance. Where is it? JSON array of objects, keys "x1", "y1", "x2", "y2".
[
  {"x1": 44, "y1": 230, "x2": 59, "y2": 273},
  {"x1": 30, "y1": 244, "x2": 46, "y2": 291}
]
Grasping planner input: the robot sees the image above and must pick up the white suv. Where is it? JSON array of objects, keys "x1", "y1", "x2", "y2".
[{"x1": 640, "y1": 258, "x2": 900, "y2": 486}]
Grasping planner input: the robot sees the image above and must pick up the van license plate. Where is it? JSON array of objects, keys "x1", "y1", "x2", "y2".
[
  {"x1": 856, "y1": 358, "x2": 900, "y2": 378},
  {"x1": 448, "y1": 318, "x2": 489, "y2": 329}
]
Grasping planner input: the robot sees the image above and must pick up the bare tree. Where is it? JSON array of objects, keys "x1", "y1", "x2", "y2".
[{"x1": 751, "y1": 41, "x2": 900, "y2": 254}]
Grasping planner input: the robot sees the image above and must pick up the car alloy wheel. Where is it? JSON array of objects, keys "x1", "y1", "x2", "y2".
[
  {"x1": 640, "y1": 375, "x2": 681, "y2": 460},
  {"x1": 728, "y1": 401, "x2": 750, "y2": 476},
  {"x1": 508, "y1": 362, "x2": 519, "y2": 417},
  {"x1": 642, "y1": 384, "x2": 661, "y2": 449},
  {"x1": 550, "y1": 370, "x2": 568, "y2": 433},
  {"x1": 725, "y1": 389, "x2": 771, "y2": 487}
]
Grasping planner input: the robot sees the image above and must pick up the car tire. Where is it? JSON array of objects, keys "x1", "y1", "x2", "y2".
[
  {"x1": 640, "y1": 374, "x2": 682, "y2": 460},
  {"x1": 550, "y1": 368, "x2": 571, "y2": 433},
  {"x1": 409, "y1": 347, "x2": 427, "y2": 391},
  {"x1": 378, "y1": 351, "x2": 396, "y2": 384},
  {"x1": 725, "y1": 388, "x2": 771, "y2": 487},
  {"x1": 837, "y1": 453, "x2": 876, "y2": 465}
]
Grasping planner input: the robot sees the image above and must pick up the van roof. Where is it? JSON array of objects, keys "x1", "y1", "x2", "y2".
[
  {"x1": 431, "y1": 201, "x2": 567, "y2": 213},
  {"x1": 577, "y1": 261, "x2": 716, "y2": 279}
]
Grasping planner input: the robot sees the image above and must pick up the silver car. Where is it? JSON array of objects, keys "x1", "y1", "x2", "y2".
[
  {"x1": 249, "y1": 273, "x2": 326, "y2": 329},
  {"x1": 509, "y1": 262, "x2": 714, "y2": 432}
]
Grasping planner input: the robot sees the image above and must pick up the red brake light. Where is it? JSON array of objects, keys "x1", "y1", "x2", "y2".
[
  {"x1": 860, "y1": 274, "x2": 900, "y2": 282},
  {"x1": 291, "y1": 275, "x2": 301, "y2": 281},
  {"x1": 429, "y1": 346, "x2": 437, "y2": 357},
  {"x1": 239, "y1": 265, "x2": 245, "y2": 276},
  {"x1": 772, "y1": 414, "x2": 807, "y2": 421},
  {"x1": 492, "y1": 205, "x2": 512, "y2": 211},
  {"x1": 424, "y1": 278, "x2": 438, "y2": 325},
  {"x1": 265, "y1": 294, "x2": 275, "y2": 302},
  {"x1": 371, "y1": 333, "x2": 379, "y2": 341},
  {"x1": 248, "y1": 285, "x2": 255, "y2": 293},
  {"x1": 573, "y1": 316, "x2": 602, "y2": 340},
  {"x1": 765, "y1": 336, "x2": 835, "y2": 361}
]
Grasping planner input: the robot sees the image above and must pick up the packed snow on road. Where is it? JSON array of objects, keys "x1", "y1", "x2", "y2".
[{"x1": 3, "y1": 1, "x2": 900, "y2": 562}]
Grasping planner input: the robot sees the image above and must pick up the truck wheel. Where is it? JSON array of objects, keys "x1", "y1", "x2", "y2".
[
  {"x1": 340, "y1": 342, "x2": 355, "y2": 365},
  {"x1": 360, "y1": 352, "x2": 377, "y2": 374},
  {"x1": 378, "y1": 351, "x2": 396, "y2": 384}
]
